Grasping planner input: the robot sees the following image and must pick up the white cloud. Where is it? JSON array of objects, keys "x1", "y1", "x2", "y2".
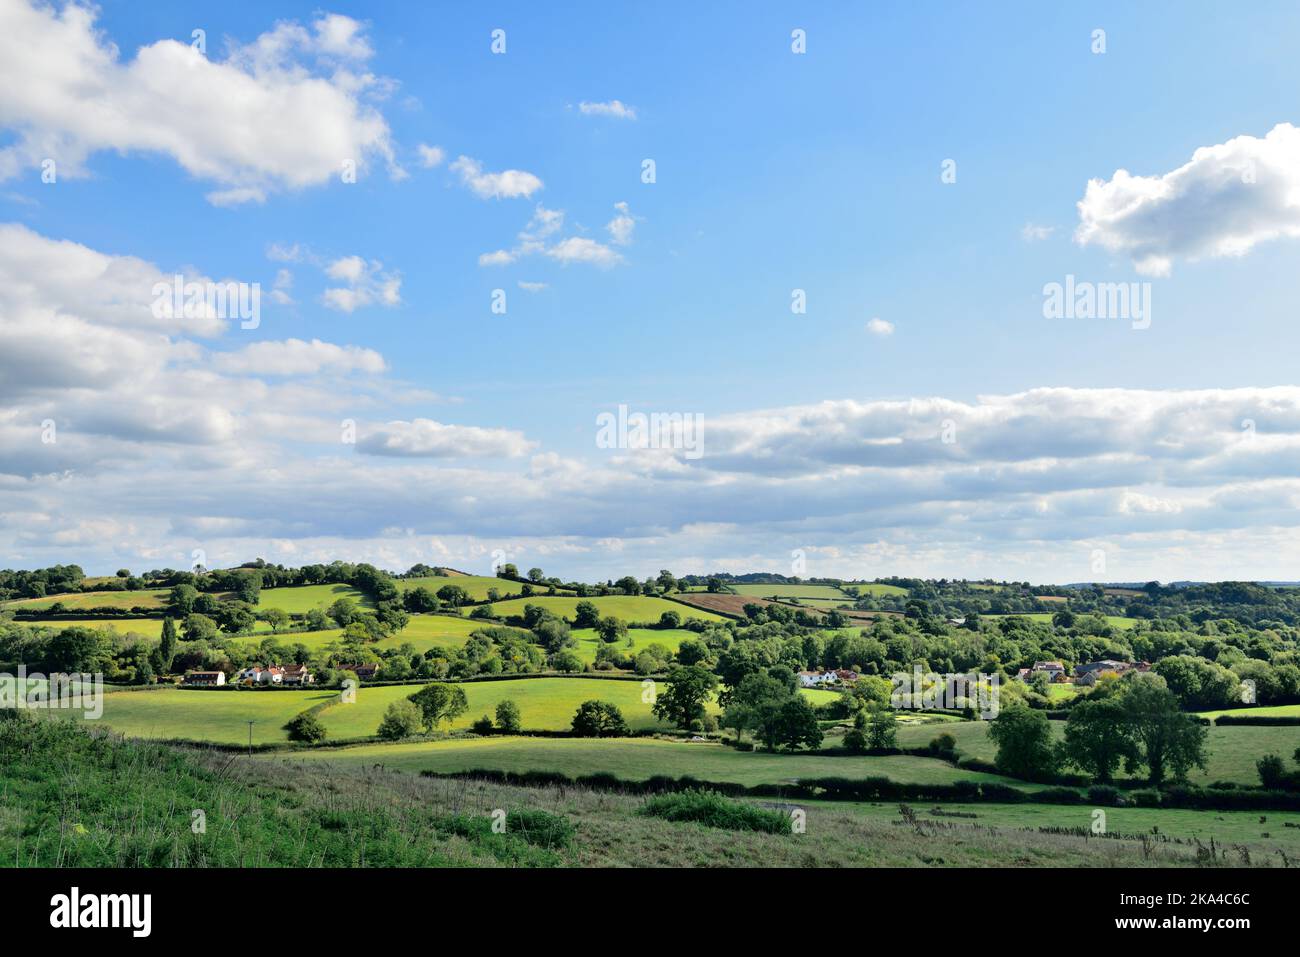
[
  {"x1": 545, "y1": 236, "x2": 623, "y2": 268},
  {"x1": 322, "y1": 256, "x2": 401, "y2": 312},
  {"x1": 449, "y1": 155, "x2": 543, "y2": 199},
  {"x1": 478, "y1": 249, "x2": 516, "y2": 267},
  {"x1": 1021, "y1": 223, "x2": 1055, "y2": 242},
  {"x1": 357, "y1": 418, "x2": 536, "y2": 458},
  {"x1": 866, "y1": 317, "x2": 894, "y2": 336},
  {"x1": 517, "y1": 281, "x2": 548, "y2": 292},
  {"x1": 416, "y1": 144, "x2": 445, "y2": 168},
  {"x1": 1075, "y1": 122, "x2": 1300, "y2": 275},
  {"x1": 214, "y1": 339, "x2": 386, "y2": 376},
  {"x1": 578, "y1": 99, "x2": 637, "y2": 120},
  {"x1": 606, "y1": 201, "x2": 636, "y2": 245},
  {"x1": 0, "y1": 2, "x2": 397, "y2": 204}
]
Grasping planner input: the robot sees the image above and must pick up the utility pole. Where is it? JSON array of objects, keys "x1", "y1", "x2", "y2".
[{"x1": 247, "y1": 720, "x2": 254, "y2": 757}]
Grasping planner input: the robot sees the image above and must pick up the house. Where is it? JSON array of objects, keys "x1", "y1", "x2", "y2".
[
  {"x1": 281, "y1": 663, "x2": 314, "y2": 686},
  {"x1": 340, "y1": 662, "x2": 380, "y2": 680},
  {"x1": 1015, "y1": 668, "x2": 1032, "y2": 681},
  {"x1": 1031, "y1": 660, "x2": 1067, "y2": 682},
  {"x1": 1073, "y1": 659, "x2": 1151, "y2": 686},
  {"x1": 797, "y1": 670, "x2": 839, "y2": 688},
  {"x1": 237, "y1": 665, "x2": 284, "y2": 685},
  {"x1": 946, "y1": 617, "x2": 967, "y2": 627},
  {"x1": 182, "y1": 670, "x2": 225, "y2": 686},
  {"x1": 834, "y1": 669, "x2": 860, "y2": 683}
]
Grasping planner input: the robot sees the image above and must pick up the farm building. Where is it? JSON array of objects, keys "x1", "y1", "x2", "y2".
[{"x1": 181, "y1": 671, "x2": 225, "y2": 686}]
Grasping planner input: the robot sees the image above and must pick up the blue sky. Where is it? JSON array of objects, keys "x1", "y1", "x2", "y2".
[{"x1": 3, "y1": 0, "x2": 1300, "y2": 583}]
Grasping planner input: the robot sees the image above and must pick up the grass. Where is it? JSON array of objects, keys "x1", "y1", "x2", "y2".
[
  {"x1": 1199, "y1": 703, "x2": 1300, "y2": 721},
  {"x1": 729, "y1": 584, "x2": 851, "y2": 600},
  {"x1": 2, "y1": 589, "x2": 172, "y2": 611},
  {"x1": 571, "y1": 626, "x2": 695, "y2": 664},
  {"x1": 844, "y1": 583, "x2": 910, "y2": 597},
  {"x1": 640, "y1": 790, "x2": 789, "y2": 833},
  {"x1": 824, "y1": 799, "x2": 1300, "y2": 859},
  {"x1": 984, "y1": 613, "x2": 1137, "y2": 629},
  {"x1": 228, "y1": 628, "x2": 346, "y2": 651},
  {"x1": 276, "y1": 734, "x2": 1037, "y2": 789},
  {"x1": 318, "y1": 678, "x2": 676, "y2": 738},
  {"x1": 79, "y1": 687, "x2": 336, "y2": 745},
  {"x1": 895, "y1": 719, "x2": 1299, "y2": 787},
  {"x1": 398, "y1": 575, "x2": 569, "y2": 602},
  {"x1": 8, "y1": 711, "x2": 1252, "y2": 868},
  {"x1": 256, "y1": 584, "x2": 371, "y2": 614},
  {"x1": 475, "y1": 594, "x2": 726, "y2": 624}
]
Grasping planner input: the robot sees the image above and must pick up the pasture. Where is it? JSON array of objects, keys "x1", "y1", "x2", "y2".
[
  {"x1": 475, "y1": 595, "x2": 726, "y2": 625},
  {"x1": 729, "y1": 584, "x2": 852, "y2": 600},
  {"x1": 397, "y1": 575, "x2": 568, "y2": 602},
  {"x1": 1199, "y1": 703, "x2": 1300, "y2": 721},
  {"x1": 80, "y1": 687, "x2": 335, "y2": 745},
  {"x1": 2, "y1": 589, "x2": 171, "y2": 611},
  {"x1": 895, "y1": 719, "x2": 1299, "y2": 787},
  {"x1": 570, "y1": 626, "x2": 695, "y2": 664},
  {"x1": 271, "y1": 735, "x2": 1033, "y2": 789},
  {"x1": 256, "y1": 584, "x2": 370, "y2": 614}
]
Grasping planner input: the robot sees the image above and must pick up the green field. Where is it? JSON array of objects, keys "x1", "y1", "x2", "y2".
[
  {"x1": 729, "y1": 584, "x2": 852, "y2": 600},
  {"x1": 844, "y1": 583, "x2": 910, "y2": 597},
  {"x1": 1199, "y1": 704, "x2": 1300, "y2": 721},
  {"x1": 571, "y1": 626, "x2": 695, "y2": 664},
  {"x1": 83, "y1": 687, "x2": 336, "y2": 745},
  {"x1": 826, "y1": 800, "x2": 1300, "y2": 857},
  {"x1": 896, "y1": 719, "x2": 1298, "y2": 787},
  {"x1": 270, "y1": 735, "x2": 1033, "y2": 789},
  {"x1": 397, "y1": 574, "x2": 570, "y2": 602},
  {"x1": 229, "y1": 628, "x2": 346, "y2": 651},
  {"x1": 475, "y1": 594, "x2": 726, "y2": 625},
  {"x1": 3, "y1": 589, "x2": 172, "y2": 611},
  {"x1": 256, "y1": 584, "x2": 370, "y2": 614}
]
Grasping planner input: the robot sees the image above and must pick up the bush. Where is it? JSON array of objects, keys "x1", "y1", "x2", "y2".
[
  {"x1": 283, "y1": 711, "x2": 327, "y2": 744},
  {"x1": 504, "y1": 809, "x2": 575, "y2": 849},
  {"x1": 377, "y1": 699, "x2": 422, "y2": 740},
  {"x1": 1086, "y1": 784, "x2": 1123, "y2": 807},
  {"x1": 928, "y1": 732, "x2": 957, "y2": 757},
  {"x1": 571, "y1": 700, "x2": 630, "y2": 737},
  {"x1": 639, "y1": 790, "x2": 789, "y2": 833},
  {"x1": 471, "y1": 715, "x2": 495, "y2": 735},
  {"x1": 1129, "y1": 789, "x2": 1162, "y2": 807}
]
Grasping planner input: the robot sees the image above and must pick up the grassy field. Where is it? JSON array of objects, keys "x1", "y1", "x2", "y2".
[
  {"x1": 256, "y1": 584, "x2": 370, "y2": 613},
  {"x1": 1200, "y1": 703, "x2": 1300, "y2": 721},
  {"x1": 81, "y1": 687, "x2": 336, "y2": 745},
  {"x1": 397, "y1": 575, "x2": 570, "y2": 602},
  {"x1": 271, "y1": 735, "x2": 1035, "y2": 789},
  {"x1": 896, "y1": 719, "x2": 1298, "y2": 787},
  {"x1": 318, "y1": 678, "x2": 680, "y2": 738},
  {"x1": 382, "y1": 614, "x2": 529, "y2": 654},
  {"x1": 826, "y1": 799, "x2": 1300, "y2": 859},
  {"x1": 475, "y1": 595, "x2": 726, "y2": 625},
  {"x1": 843, "y1": 583, "x2": 909, "y2": 597},
  {"x1": 729, "y1": 584, "x2": 851, "y2": 600},
  {"x1": 229, "y1": 628, "x2": 346, "y2": 651},
  {"x1": 2, "y1": 589, "x2": 172, "y2": 611},
  {"x1": 9, "y1": 713, "x2": 1236, "y2": 868},
  {"x1": 570, "y1": 626, "x2": 695, "y2": 664}
]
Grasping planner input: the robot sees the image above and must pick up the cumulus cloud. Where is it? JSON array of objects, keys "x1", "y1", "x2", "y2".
[
  {"x1": 866, "y1": 317, "x2": 894, "y2": 337},
  {"x1": 578, "y1": 99, "x2": 637, "y2": 120},
  {"x1": 214, "y1": 339, "x2": 386, "y2": 376},
  {"x1": 357, "y1": 419, "x2": 536, "y2": 458},
  {"x1": 321, "y1": 256, "x2": 401, "y2": 312},
  {"x1": 0, "y1": 2, "x2": 397, "y2": 204},
  {"x1": 416, "y1": 144, "x2": 445, "y2": 168},
  {"x1": 478, "y1": 203, "x2": 628, "y2": 268},
  {"x1": 1021, "y1": 223, "x2": 1055, "y2": 242},
  {"x1": 1075, "y1": 122, "x2": 1300, "y2": 275},
  {"x1": 449, "y1": 155, "x2": 543, "y2": 199}
]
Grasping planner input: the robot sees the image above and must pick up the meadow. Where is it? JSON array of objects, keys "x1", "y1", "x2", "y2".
[
  {"x1": 2, "y1": 589, "x2": 172, "y2": 611},
  {"x1": 271, "y1": 734, "x2": 1034, "y2": 789},
  {"x1": 81, "y1": 687, "x2": 337, "y2": 745},
  {"x1": 984, "y1": 613, "x2": 1137, "y2": 629},
  {"x1": 895, "y1": 718, "x2": 1299, "y2": 787},
  {"x1": 570, "y1": 626, "x2": 695, "y2": 664},
  {"x1": 1199, "y1": 703, "x2": 1300, "y2": 721},
  {"x1": 256, "y1": 583, "x2": 370, "y2": 613},
  {"x1": 475, "y1": 594, "x2": 726, "y2": 624},
  {"x1": 397, "y1": 574, "x2": 569, "y2": 602},
  {"x1": 728, "y1": 584, "x2": 853, "y2": 600}
]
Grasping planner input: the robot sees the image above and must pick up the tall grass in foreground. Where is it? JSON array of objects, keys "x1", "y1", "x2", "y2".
[{"x1": 639, "y1": 790, "x2": 790, "y2": 833}]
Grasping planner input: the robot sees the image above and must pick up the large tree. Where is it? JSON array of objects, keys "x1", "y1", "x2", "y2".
[
  {"x1": 407, "y1": 683, "x2": 469, "y2": 732},
  {"x1": 1062, "y1": 699, "x2": 1137, "y2": 784},
  {"x1": 987, "y1": 706, "x2": 1058, "y2": 781},
  {"x1": 1119, "y1": 677, "x2": 1208, "y2": 786},
  {"x1": 652, "y1": 664, "x2": 718, "y2": 729}
]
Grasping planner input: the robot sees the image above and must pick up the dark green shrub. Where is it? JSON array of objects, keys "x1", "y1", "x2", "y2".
[{"x1": 639, "y1": 789, "x2": 788, "y2": 833}]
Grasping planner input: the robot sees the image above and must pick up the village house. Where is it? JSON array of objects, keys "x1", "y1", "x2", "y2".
[
  {"x1": 281, "y1": 663, "x2": 315, "y2": 686},
  {"x1": 1074, "y1": 659, "x2": 1150, "y2": 686},
  {"x1": 1031, "y1": 660, "x2": 1067, "y2": 682},
  {"x1": 797, "y1": 669, "x2": 839, "y2": 688},
  {"x1": 181, "y1": 670, "x2": 226, "y2": 687},
  {"x1": 340, "y1": 662, "x2": 380, "y2": 680}
]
